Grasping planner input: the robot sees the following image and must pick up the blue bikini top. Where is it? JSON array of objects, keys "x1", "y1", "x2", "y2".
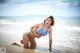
[{"x1": 36, "y1": 23, "x2": 51, "y2": 36}]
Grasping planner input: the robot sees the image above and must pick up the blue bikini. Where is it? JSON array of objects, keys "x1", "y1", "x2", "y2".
[
  {"x1": 35, "y1": 23, "x2": 49, "y2": 36},
  {"x1": 28, "y1": 23, "x2": 51, "y2": 36}
]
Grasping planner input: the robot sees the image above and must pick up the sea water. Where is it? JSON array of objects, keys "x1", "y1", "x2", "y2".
[{"x1": 0, "y1": 16, "x2": 80, "y2": 49}]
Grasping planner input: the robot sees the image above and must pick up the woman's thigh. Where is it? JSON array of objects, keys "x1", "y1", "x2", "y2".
[
  {"x1": 29, "y1": 37, "x2": 36, "y2": 46},
  {"x1": 23, "y1": 32, "x2": 29, "y2": 48}
]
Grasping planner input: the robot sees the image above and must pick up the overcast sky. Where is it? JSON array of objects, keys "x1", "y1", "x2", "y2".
[{"x1": 0, "y1": 0, "x2": 80, "y2": 17}]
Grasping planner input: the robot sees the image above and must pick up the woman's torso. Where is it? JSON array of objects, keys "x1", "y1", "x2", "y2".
[
  {"x1": 35, "y1": 23, "x2": 50, "y2": 36},
  {"x1": 28, "y1": 23, "x2": 51, "y2": 37}
]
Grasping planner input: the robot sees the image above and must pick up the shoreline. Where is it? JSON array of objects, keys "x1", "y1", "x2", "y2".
[
  {"x1": 0, "y1": 43, "x2": 80, "y2": 53},
  {"x1": 0, "y1": 32, "x2": 80, "y2": 53}
]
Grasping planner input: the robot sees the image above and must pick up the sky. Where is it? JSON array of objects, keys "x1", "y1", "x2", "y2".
[{"x1": 0, "y1": 0, "x2": 80, "y2": 17}]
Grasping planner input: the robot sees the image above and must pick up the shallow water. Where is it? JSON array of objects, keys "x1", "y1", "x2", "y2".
[
  {"x1": 0, "y1": 16, "x2": 80, "y2": 50},
  {"x1": 0, "y1": 15, "x2": 80, "y2": 53}
]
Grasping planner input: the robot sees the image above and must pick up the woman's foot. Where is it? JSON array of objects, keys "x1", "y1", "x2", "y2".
[
  {"x1": 21, "y1": 40, "x2": 23, "y2": 44},
  {"x1": 11, "y1": 42, "x2": 21, "y2": 47}
]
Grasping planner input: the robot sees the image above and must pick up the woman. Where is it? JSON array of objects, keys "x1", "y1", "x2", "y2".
[
  {"x1": 12, "y1": 16, "x2": 54, "y2": 51},
  {"x1": 21, "y1": 16, "x2": 54, "y2": 51}
]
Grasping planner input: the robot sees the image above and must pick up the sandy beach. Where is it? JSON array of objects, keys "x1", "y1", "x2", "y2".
[{"x1": 0, "y1": 32, "x2": 80, "y2": 53}]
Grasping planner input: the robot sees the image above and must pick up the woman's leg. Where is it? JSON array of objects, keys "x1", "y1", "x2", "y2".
[
  {"x1": 29, "y1": 37, "x2": 36, "y2": 48},
  {"x1": 23, "y1": 32, "x2": 29, "y2": 48}
]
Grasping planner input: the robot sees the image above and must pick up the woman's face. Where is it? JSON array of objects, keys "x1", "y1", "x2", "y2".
[{"x1": 44, "y1": 18, "x2": 52, "y2": 26}]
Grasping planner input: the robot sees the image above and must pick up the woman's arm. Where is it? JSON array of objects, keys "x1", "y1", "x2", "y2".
[
  {"x1": 30, "y1": 23, "x2": 41, "y2": 38},
  {"x1": 48, "y1": 27, "x2": 52, "y2": 51}
]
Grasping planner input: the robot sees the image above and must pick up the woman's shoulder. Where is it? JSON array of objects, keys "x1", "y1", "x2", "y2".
[
  {"x1": 48, "y1": 26, "x2": 52, "y2": 29},
  {"x1": 48, "y1": 26, "x2": 52, "y2": 31}
]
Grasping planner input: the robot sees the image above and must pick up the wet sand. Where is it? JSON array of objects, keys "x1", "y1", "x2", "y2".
[{"x1": 0, "y1": 32, "x2": 80, "y2": 53}]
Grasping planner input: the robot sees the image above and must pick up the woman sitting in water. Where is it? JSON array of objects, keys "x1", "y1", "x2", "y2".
[{"x1": 12, "y1": 16, "x2": 54, "y2": 51}]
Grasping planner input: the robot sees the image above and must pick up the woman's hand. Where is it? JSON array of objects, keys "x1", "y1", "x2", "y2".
[
  {"x1": 30, "y1": 23, "x2": 41, "y2": 38},
  {"x1": 49, "y1": 48, "x2": 52, "y2": 52},
  {"x1": 35, "y1": 34, "x2": 41, "y2": 38}
]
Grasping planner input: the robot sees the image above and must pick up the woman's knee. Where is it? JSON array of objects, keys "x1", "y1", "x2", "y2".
[
  {"x1": 23, "y1": 32, "x2": 27, "y2": 36},
  {"x1": 33, "y1": 43, "x2": 36, "y2": 46}
]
